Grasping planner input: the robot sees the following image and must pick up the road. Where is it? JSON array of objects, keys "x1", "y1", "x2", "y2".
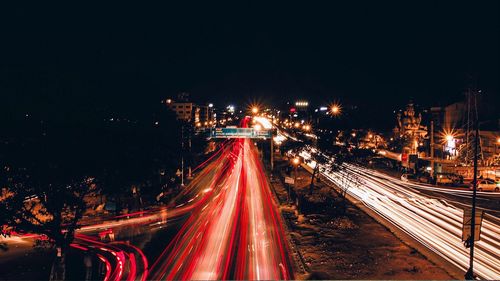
[
  {"x1": 2, "y1": 137, "x2": 293, "y2": 280},
  {"x1": 150, "y1": 138, "x2": 293, "y2": 280},
  {"x1": 299, "y1": 148, "x2": 500, "y2": 280}
]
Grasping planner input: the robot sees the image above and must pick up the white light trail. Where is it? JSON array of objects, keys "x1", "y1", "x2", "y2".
[{"x1": 299, "y1": 149, "x2": 500, "y2": 280}]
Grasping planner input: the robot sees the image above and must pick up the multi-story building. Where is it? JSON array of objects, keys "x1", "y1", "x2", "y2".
[
  {"x1": 194, "y1": 104, "x2": 214, "y2": 127},
  {"x1": 165, "y1": 93, "x2": 216, "y2": 127},
  {"x1": 166, "y1": 101, "x2": 194, "y2": 122},
  {"x1": 429, "y1": 100, "x2": 499, "y2": 167}
]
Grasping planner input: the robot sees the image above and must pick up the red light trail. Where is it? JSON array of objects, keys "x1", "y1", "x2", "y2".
[{"x1": 150, "y1": 138, "x2": 294, "y2": 280}]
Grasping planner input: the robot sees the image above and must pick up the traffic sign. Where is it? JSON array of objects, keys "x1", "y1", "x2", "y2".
[
  {"x1": 462, "y1": 208, "x2": 483, "y2": 242},
  {"x1": 209, "y1": 127, "x2": 272, "y2": 139}
]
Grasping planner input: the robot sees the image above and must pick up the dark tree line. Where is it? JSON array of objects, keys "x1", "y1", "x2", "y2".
[{"x1": 0, "y1": 103, "x2": 186, "y2": 280}]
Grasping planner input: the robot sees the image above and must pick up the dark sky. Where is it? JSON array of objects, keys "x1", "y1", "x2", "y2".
[{"x1": 1, "y1": 1, "x2": 499, "y2": 127}]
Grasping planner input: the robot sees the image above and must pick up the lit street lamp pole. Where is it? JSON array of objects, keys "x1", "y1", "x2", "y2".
[
  {"x1": 291, "y1": 157, "x2": 300, "y2": 203},
  {"x1": 271, "y1": 114, "x2": 274, "y2": 171},
  {"x1": 465, "y1": 96, "x2": 479, "y2": 280}
]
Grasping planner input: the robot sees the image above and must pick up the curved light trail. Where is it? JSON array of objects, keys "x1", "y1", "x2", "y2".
[{"x1": 150, "y1": 138, "x2": 293, "y2": 280}]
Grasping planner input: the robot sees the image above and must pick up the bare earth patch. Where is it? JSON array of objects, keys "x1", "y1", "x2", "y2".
[{"x1": 271, "y1": 159, "x2": 453, "y2": 280}]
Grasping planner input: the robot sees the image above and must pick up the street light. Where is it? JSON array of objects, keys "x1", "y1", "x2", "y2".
[
  {"x1": 330, "y1": 103, "x2": 342, "y2": 116},
  {"x1": 252, "y1": 107, "x2": 259, "y2": 114},
  {"x1": 291, "y1": 157, "x2": 300, "y2": 203}
]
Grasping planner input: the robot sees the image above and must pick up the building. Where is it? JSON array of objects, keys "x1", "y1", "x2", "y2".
[
  {"x1": 166, "y1": 101, "x2": 194, "y2": 122},
  {"x1": 429, "y1": 99, "x2": 499, "y2": 166},
  {"x1": 394, "y1": 102, "x2": 428, "y2": 156},
  {"x1": 194, "y1": 104, "x2": 214, "y2": 127},
  {"x1": 164, "y1": 93, "x2": 217, "y2": 127}
]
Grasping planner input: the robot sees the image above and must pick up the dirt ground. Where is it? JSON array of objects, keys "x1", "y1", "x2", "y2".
[{"x1": 271, "y1": 158, "x2": 454, "y2": 280}]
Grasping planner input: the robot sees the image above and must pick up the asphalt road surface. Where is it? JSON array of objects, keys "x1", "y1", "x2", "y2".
[
  {"x1": 150, "y1": 138, "x2": 294, "y2": 280},
  {"x1": 299, "y1": 148, "x2": 500, "y2": 280}
]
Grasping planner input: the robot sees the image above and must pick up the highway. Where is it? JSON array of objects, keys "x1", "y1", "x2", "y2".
[
  {"x1": 2, "y1": 136, "x2": 293, "y2": 280},
  {"x1": 150, "y1": 138, "x2": 293, "y2": 280},
  {"x1": 299, "y1": 148, "x2": 500, "y2": 280}
]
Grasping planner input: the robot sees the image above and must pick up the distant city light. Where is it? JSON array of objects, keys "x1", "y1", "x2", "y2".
[
  {"x1": 319, "y1": 106, "x2": 328, "y2": 111},
  {"x1": 208, "y1": 103, "x2": 214, "y2": 108},
  {"x1": 295, "y1": 101, "x2": 309, "y2": 107}
]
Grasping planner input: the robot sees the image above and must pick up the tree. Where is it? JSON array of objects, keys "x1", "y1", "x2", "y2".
[
  {"x1": 307, "y1": 149, "x2": 328, "y2": 195},
  {"x1": 0, "y1": 166, "x2": 97, "y2": 281},
  {"x1": 324, "y1": 147, "x2": 359, "y2": 214}
]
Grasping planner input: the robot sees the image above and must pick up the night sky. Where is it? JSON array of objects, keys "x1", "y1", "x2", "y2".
[{"x1": 1, "y1": 1, "x2": 499, "y2": 129}]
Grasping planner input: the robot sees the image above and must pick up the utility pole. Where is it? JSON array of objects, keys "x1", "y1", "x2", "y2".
[
  {"x1": 294, "y1": 164, "x2": 298, "y2": 197},
  {"x1": 465, "y1": 92, "x2": 479, "y2": 280},
  {"x1": 309, "y1": 164, "x2": 318, "y2": 195},
  {"x1": 181, "y1": 157, "x2": 184, "y2": 186},
  {"x1": 430, "y1": 120, "x2": 435, "y2": 175},
  {"x1": 181, "y1": 124, "x2": 185, "y2": 187},
  {"x1": 271, "y1": 114, "x2": 274, "y2": 171}
]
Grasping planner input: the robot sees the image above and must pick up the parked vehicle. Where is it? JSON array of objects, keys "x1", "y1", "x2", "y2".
[
  {"x1": 401, "y1": 173, "x2": 417, "y2": 182},
  {"x1": 435, "y1": 173, "x2": 463, "y2": 185},
  {"x1": 417, "y1": 173, "x2": 433, "y2": 184},
  {"x1": 470, "y1": 178, "x2": 499, "y2": 192}
]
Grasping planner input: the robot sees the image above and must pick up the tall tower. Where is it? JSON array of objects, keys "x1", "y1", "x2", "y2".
[{"x1": 458, "y1": 89, "x2": 484, "y2": 166}]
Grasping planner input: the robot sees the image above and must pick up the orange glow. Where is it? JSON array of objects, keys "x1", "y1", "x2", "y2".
[
  {"x1": 440, "y1": 129, "x2": 459, "y2": 144},
  {"x1": 330, "y1": 103, "x2": 342, "y2": 115}
]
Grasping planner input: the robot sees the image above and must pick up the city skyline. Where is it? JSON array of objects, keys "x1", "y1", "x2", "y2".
[{"x1": 1, "y1": 2, "x2": 499, "y2": 280}]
